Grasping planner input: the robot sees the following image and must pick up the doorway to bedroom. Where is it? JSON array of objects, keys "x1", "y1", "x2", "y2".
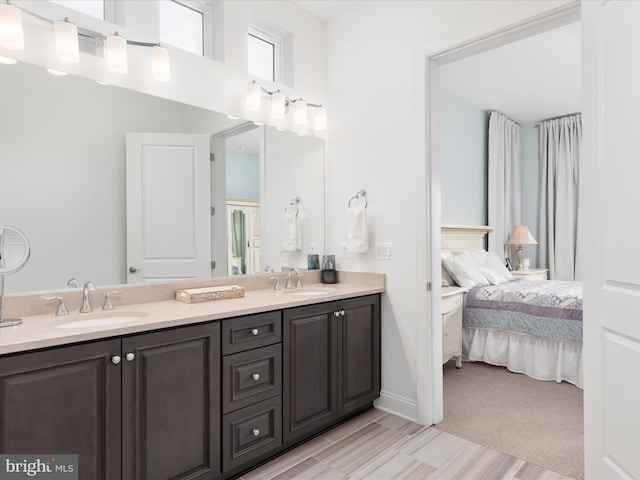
[{"x1": 433, "y1": 18, "x2": 584, "y2": 480}]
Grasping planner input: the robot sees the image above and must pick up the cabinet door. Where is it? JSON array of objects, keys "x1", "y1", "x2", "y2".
[
  {"x1": 122, "y1": 323, "x2": 220, "y2": 480},
  {"x1": 338, "y1": 295, "x2": 381, "y2": 416},
  {"x1": 0, "y1": 340, "x2": 122, "y2": 480},
  {"x1": 283, "y1": 302, "x2": 338, "y2": 444}
]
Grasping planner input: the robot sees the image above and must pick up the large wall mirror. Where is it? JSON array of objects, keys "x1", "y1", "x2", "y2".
[{"x1": 0, "y1": 61, "x2": 325, "y2": 294}]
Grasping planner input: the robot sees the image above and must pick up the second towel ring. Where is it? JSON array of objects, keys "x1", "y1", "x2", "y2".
[{"x1": 348, "y1": 189, "x2": 367, "y2": 209}]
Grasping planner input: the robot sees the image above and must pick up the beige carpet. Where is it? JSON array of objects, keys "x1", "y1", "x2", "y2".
[{"x1": 437, "y1": 360, "x2": 584, "y2": 480}]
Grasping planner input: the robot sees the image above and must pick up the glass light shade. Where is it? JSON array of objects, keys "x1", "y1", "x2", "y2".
[
  {"x1": 55, "y1": 20, "x2": 79, "y2": 63},
  {"x1": 0, "y1": 55, "x2": 17, "y2": 64},
  {"x1": 246, "y1": 81, "x2": 261, "y2": 111},
  {"x1": 106, "y1": 33, "x2": 127, "y2": 73},
  {"x1": 271, "y1": 91, "x2": 286, "y2": 118},
  {"x1": 0, "y1": 3, "x2": 24, "y2": 50},
  {"x1": 294, "y1": 99, "x2": 307, "y2": 125},
  {"x1": 314, "y1": 107, "x2": 327, "y2": 131},
  {"x1": 151, "y1": 45, "x2": 170, "y2": 81}
]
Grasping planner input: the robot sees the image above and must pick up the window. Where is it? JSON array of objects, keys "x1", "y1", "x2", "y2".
[
  {"x1": 248, "y1": 27, "x2": 282, "y2": 83},
  {"x1": 159, "y1": 0, "x2": 204, "y2": 57},
  {"x1": 50, "y1": 0, "x2": 104, "y2": 20}
]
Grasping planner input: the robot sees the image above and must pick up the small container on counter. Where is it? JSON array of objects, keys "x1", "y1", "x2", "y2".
[{"x1": 307, "y1": 254, "x2": 320, "y2": 270}]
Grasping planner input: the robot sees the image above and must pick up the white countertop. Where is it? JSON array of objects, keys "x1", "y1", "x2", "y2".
[{"x1": 0, "y1": 282, "x2": 384, "y2": 356}]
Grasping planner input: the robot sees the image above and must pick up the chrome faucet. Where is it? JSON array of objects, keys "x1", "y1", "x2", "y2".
[
  {"x1": 285, "y1": 270, "x2": 294, "y2": 289},
  {"x1": 80, "y1": 281, "x2": 96, "y2": 313},
  {"x1": 294, "y1": 268, "x2": 304, "y2": 288}
]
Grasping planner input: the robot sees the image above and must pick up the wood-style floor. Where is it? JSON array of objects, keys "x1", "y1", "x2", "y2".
[{"x1": 240, "y1": 408, "x2": 573, "y2": 480}]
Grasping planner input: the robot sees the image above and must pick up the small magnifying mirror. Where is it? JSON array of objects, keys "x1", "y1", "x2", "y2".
[{"x1": 0, "y1": 225, "x2": 31, "y2": 327}]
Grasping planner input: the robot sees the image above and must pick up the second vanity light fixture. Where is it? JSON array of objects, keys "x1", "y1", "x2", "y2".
[
  {"x1": 0, "y1": 1, "x2": 170, "y2": 81},
  {"x1": 246, "y1": 80, "x2": 327, "y2": 131}
]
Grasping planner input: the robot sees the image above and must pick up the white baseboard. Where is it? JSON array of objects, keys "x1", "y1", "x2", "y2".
[{"x1": 374, "y1": 390, "x2": 418, "y2": 423}]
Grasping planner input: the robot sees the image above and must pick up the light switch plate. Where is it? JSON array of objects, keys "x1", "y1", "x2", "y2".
[
  {"x1": 340, "y1": 242, "x2": 349, "y2": 257},
  {"x1": 376, "y1": 242, "x2": 394, "y2": 260}
]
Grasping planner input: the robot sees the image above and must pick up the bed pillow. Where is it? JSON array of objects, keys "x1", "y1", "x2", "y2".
[
  {"x1": 485, "y1": 251, "x2": 514, "y2": 282},
  {"x1": 442, "y1": 254, "x2": 489, "y2": 290},
  {"x1": 448, "y1": 250, "x2": 513, "y2": 284},
  {"x1": 441, "y1": 251, "x2": 457, "y2": 286}
]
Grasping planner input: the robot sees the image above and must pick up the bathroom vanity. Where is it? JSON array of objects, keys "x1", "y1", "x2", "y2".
[{"x1": 0, "y1": 272, "x2": 383, "y2": 480}]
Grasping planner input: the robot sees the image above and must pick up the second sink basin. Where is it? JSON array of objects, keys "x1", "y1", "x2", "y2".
[
  {"x1": 56, "y1": 311, "x2": 149, "y2": 329},
  {"x1": 287, "y1": 286, "x2": 337, "y2": 297}
]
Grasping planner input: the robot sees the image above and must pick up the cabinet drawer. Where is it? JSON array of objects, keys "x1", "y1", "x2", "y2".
[
  {"x1": 222, "y1": 396, "x2": 282, "y2": 472},
  {"x1": 223, "y1": 344, "x2": 281, "y2": 414},
  {"x1": 222, "y1": 311, "x2": 282, "y2": 355},
  {"x1": 442, "y1": 294, "x2": 462, "y2": 315}
]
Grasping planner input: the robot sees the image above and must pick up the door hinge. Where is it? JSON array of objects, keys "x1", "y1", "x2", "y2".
[
  {"x1": 210, "y1": 207, "x2": 215, "y2": 215},
  {"x1": 211, "y1": 261, "x2": 216, "y2": 270},
  {"x1": 427, "y1": 282, "x2": 432, "y2": 291},
  {"x1": 210, "y1": 153, "x2": 215, "y2": 162}
]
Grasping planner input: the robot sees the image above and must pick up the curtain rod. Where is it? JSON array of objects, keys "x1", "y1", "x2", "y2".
[{"x1": 534, "y1": 112, "x2": 581, "y2": 127}]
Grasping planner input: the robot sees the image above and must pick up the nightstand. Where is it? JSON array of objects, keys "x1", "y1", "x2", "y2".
[
  {"x1": 510, "y1": 268, "x2": 549, "y2": 280},
  {"x1": 442, "y1": 286, "x2": 465, "y2": 368}
]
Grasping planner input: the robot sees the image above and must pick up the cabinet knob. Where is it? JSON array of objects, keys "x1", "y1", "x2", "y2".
[
  {"x1": 340, "y1": 310, "x2": 345, "y2": 316},
  {"x1": 111, "y1": 355, "x2": 121, "y2": 365},
  {"x1": 252, "y1": 373, "x2": 260, "y2": 381},
  {"x1": 252, "y1": 429, "x2": 260, "y2": 437},
  {"x1": 334, "y1": 311, "x2": 340, "y2": 317},
  {"x1": 126, "y1": 352, "x2": 135, "y2": 362},
  {"x1": 251, "y1": 328, "x2": 259, "y2": 336}
]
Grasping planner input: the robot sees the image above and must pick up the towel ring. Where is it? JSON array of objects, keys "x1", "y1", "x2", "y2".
[
  {"x1": 285, "y1": 197, "x2": 301, "y2": 216},
  {"x1": 348, "y1": 189, "x2": 367, "y2": 209}
]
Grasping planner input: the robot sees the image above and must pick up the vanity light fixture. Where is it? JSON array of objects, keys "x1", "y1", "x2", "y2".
[
  {"x1": 2, "y1": 3, "x2": 171, "y2": 81},
  {"x1": 54, "y1": 18, "x2": 79, "y2": 63},
  {"x1": 0, "y1": 1, "x2": 24, "y2": 50},
  {"x1": 246, "y1": 80, "x2": 327, "y2": 131}
]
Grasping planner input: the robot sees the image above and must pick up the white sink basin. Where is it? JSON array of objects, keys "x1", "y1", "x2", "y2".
[
  {"x1": 56, "y1": 311, "x2": 149, "y2": 328},
  {"x1": 287, "y1": 287, "x2": 337, "y2": 297}
]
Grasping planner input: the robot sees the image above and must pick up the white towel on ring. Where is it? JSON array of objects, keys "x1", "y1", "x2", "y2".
[
  {"x1": 283, "y1": 211, "x2": 301, "y2": 251},
  {"x1": 347, "y1": 207, "x2": 368, "y2": 253}
]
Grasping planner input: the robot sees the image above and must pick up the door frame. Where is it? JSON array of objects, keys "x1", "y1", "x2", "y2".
[{"x1": 416, "y1": 2, "x2": 581, "y2": 425}]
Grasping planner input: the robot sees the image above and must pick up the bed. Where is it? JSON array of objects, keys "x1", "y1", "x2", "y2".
[{"x1": 441, "y1": 225, "x2": 583, "y2": 388}]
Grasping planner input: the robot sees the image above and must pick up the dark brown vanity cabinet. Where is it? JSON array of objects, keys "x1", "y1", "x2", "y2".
[
  {"x1": 283, "y1": 294, "x2": 381, "y2": 444},
  {"x1": 0, "y1": 322, "x2": 220, "y2": 480}
]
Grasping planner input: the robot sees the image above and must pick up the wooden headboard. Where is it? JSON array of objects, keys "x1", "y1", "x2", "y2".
[{"x1": 441, "y1": 224, "x2": 493, "y2": 251}]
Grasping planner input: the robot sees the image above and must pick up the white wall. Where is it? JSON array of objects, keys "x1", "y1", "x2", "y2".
[{"x1": 325, "y1": 0, "x2": 573, "y2": 419}]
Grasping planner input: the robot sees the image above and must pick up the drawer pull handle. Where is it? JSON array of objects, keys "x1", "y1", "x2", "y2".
[
  {"x1": 251, "y1": 328, "x2": 259, "y2": 336},
  {"x1": 252, "y1": 429, "x2": 260, "y2": 437},
  {"x1": 252, "y1": 373, "x2": 260, "y2": 381},
  {"x1": 126, "y1": 353, "x2": 135, "y2": 362},
  {"x1": 340, "y1": 310, "x2": 345, "y2": 316},
  {"x1": 334, "y1": 311, "x2": 340, "y2": 317},
  {"x1": 111, "y1": 355, "x2": 121, "y2": 365}
]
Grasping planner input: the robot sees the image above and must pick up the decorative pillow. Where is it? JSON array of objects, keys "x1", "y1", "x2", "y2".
[{"x1": 442, "y1": 254, "x2": 489, "y2": 290}]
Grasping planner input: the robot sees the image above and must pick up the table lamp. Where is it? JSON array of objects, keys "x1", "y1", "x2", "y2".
[{"x1": 506, "y1": 225, "x2": 538, "y2": 271}]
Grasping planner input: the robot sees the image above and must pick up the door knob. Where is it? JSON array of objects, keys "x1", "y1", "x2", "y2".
[{"x1": 129, "y1": 266, "x2": 142, "y2": 273}]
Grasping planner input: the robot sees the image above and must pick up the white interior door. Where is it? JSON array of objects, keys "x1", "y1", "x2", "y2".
[
  {"x1": 583, "y1": 2, "x2": 640, "y2": 478},
  {"x1": 126, "y1": 133, "x2": 211, "y2": 283}
]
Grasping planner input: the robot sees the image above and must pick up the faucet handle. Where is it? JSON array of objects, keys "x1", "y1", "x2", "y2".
[
  {"x1": 43, "y1": 296, "x2": 69, "y2": 316},
  {"x1": 66, "y1": 277, "x2": 79, "y2": 288},
  {"x1": 270, "y1": 276, "x2": 282, "y2": 290},
  {"x1": 285, "y1": 271, "x2": 294, "y2": 289},
  {"x1": 102, "y1": 291, "x2": 120, "y2": 310},
  {"x1": 296, "y1": 273, "x2": 304, "y2": 288}
]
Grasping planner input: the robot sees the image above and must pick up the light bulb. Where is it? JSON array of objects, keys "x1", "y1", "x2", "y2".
[
  {"x1": 106, "y1": 33, "x2": 127, "y2": 73},
  {"x1": 246, "y1": 81, "x2": 261, "y2": 111},
  {"x1": 55, "y1": 19, "x2": 79, "y2": 63},
  {"x1": 151, "y1": 44, "x2": 170, "y2": 81},
  {"x1": 0, "y1": 3, "x2": 24, "y2": 50},
  {"x1": 314, "y1": 107, "x2": 327, "y2": 131},
  {"x1": 294, "y1": 99, "x2": 307, "y2": 125},
  {"x1": 271, "y1": 91, "x2": 286, "y2": 119}
]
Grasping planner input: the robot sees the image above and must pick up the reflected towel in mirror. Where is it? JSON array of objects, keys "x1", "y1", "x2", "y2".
[
  {"x1": 347, "y1": 207, "x2": 368, "y2": 253},
  {"x1": 283, "y1": 211, "x2": 301, "y2": 251}
]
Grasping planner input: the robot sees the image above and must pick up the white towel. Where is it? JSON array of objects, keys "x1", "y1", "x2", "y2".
[
  {"x1": 346, "y1": 207, "x2": 368, "y2": 253},
  {"x1": 283, "y1": 211, "x2": 301, "y2": 252}
]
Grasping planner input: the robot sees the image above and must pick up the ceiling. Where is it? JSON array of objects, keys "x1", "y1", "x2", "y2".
[
  {"x1": 294, "y1": 0, "x2": 361, "y2": 20},
  {"x1": 439, "y1": 22, "x2": 581, "y2": 124}
]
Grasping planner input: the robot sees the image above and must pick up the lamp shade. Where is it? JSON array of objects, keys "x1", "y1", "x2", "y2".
[
  {"x1": 0, "y1": 3, "x2": 24, "y2": 50},
  {"x1": 294, "y1": 99, "x2": 307, "y2": 125},
  {"x1": 314, "y1": 106, "x2": 327, "y2": 131},
  {"x1": 506, "y1": 225, "x2": 538, "y2": 245},
  {"x1": 151, "y1": 44, "x2": 170, "y2": 81},
  {"x1": 271, "y1": 91, "x2": 286, "y2": 118},
  {"x1": 246, "y1": 81, "x2": 261, "y2": 111},
  {"x1": 106, "y1": 33, "x2": 128, "y2": 73},
  {"x1": 55, "y1": 19, "x2": 79, "y2": 63}
]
